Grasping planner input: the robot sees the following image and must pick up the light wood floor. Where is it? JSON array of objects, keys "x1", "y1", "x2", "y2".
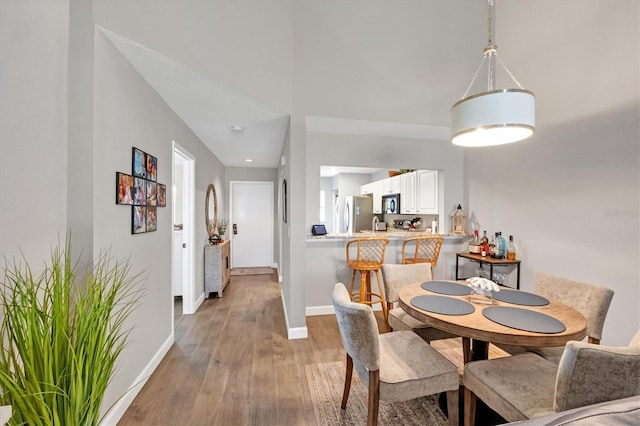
[{"x1": 118, "y1": 272, "x2": 500, "y2": 425}]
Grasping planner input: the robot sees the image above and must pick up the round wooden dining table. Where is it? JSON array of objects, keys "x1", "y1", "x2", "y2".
[{"x1": 398, "y1": 281, "x2": 587, "y2": 362}]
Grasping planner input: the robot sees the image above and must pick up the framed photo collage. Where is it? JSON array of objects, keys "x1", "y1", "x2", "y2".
[{"x1": 116, "y1": 147, "x2": 167, "y2": 234}]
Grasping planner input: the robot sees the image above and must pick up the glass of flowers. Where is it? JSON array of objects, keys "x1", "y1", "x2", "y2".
[{"x1": 466, "y1": 276, "x2": 500, "y2": 304}]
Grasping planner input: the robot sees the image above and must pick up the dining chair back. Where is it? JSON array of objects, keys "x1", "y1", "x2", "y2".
[
  {"x1": 346, "y1": 238, "x2": 389, "y2": 327},
  {"x1": 380, "y1": 263, "x2": 455, "y2": 343},
  {"x1": 463, "y1": 330, "x2": 640, "y2": 425},
  {"x1": 497, "y1": 272, "x2": 614, "y2": 363},
  {"x1": 535, "y1": 272, "x2": 614, "y2": 344},
  {"x1": 332, "y1": 283, "x2": 459, "y2": 426}
]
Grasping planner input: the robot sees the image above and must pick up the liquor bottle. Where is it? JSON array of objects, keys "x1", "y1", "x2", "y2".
[
  {"x1": 489, "y1": 233, "x2": 498, "y2": 258},
  {"x1": 497, "y1": 232, "x2": 506, "y2": 259},
  {"x1": 480, "y1": 230, "x2": 489, "y2": 256},
  {"x1": 507, "y1": 235, "x2": 517, "y2": 260}
]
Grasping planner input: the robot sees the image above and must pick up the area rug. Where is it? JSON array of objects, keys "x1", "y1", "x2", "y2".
[
  {"x1": 305, "y1": 361, "x2": 448, "y2": 426},
  {"x1": 230, "y1": 267, "x2": 274, "y2": 276}
]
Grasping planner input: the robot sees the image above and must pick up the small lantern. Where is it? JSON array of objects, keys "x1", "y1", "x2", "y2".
[{"x1": 451, "y1": 204, "x2": 466, "y2": 235}]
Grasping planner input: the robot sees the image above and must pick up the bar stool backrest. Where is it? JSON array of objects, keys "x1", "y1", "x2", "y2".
[
  {"x1": 346, "y1": 238, "x2": 389, "y2": 268},
  {"x1": 401, "y1": 236, "x2": 443, "y2": 267}
]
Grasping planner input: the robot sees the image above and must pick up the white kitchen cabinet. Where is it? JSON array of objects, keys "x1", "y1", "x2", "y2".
[
  {"x1": 361, "y1": 182, "x2": 374, "y2": 196},
  {"x1": 400, "y1": 171, "x2": 417, "y2": 214},
  {"x1": 382, "y1": 175, "x2": 401, "y2": 194},
  {"x1": 416, "y1": 170, "x2": 438, "y2": 214},
  {"x1": 361, "y1": 181, "x2": 383, "y2": 213}
]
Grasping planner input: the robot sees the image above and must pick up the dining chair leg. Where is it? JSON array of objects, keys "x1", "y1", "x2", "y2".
[
  {"x1": 446, "y1": 389, "x2": 459, "y2": 426},
  {"x1": 367, "y1": 370, "x2": 380, "y2": 426},
  {"x1": 462, "y1": 337, "x2": 471, "y2": 364},
  {"x1": 341, "y1": 354, "x2": 353, "y2": 409},
  {"x1": 464, "y1": 386, "x2": 476, "y2": 426}
]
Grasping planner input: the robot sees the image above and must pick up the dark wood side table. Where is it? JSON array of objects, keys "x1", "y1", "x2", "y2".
[{"x1": 455, "y1": 252, "x2": 521, "y2": 289}]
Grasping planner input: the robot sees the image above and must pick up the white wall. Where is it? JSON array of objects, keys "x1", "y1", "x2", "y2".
[
  {"x1": 93, "y1": 28, "x2": 227, "y2": 417},
  {"x1": 463, "y1": 0, "x2": 639, "y2": 346},
  {"x1": 0, "y1": 1, "x2": 70, "y2": 262},
  {"x1": 306, "y1": 132, "x2": 464, "y2": 232}
]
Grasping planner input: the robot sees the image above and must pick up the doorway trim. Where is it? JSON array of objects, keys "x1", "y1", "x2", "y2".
[{"x1": 172, "y1": 141, "x2": 197, "y2": 315}]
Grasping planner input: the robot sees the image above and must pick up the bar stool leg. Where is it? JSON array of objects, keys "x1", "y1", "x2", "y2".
[
  {"x1": 374, "y1": 268, "x2": 389, "y2": 330},
  {"x1": 348, "y1": 269, "x2": 358, "y2": 301},
  {"x1": 359, "y1": 270, "x2": 369, "y2": 304}
]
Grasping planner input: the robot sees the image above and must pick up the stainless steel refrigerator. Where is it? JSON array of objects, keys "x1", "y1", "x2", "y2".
[{"x1": 336, "y1": 195, "x2": 374, "y2": 233}]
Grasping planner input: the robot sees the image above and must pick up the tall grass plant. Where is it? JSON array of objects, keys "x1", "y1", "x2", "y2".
[{"x1": 0, "y1": 240, "x2": 143, "y2": 425}]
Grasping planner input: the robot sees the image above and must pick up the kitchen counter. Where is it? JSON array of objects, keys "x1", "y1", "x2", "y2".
[
  {"x1": 306, "y1": 230, "x2": 471, "y2": 241},
  {"x1": 304, "y1": 233, "x2": 470, "y2": 314}
]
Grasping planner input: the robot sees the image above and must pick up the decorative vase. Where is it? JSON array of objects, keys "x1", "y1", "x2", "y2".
[{"x1": 469, "y1": 286, "x2": 493, "y2": 305}]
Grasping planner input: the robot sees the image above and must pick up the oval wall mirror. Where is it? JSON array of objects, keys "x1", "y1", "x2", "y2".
[{"x1": 205, "y1": 184, "x2": 218, "y2": 237}]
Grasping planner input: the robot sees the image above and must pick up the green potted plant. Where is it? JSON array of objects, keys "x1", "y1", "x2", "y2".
[{"x1": 0, "y1": 239, "x2": 144, "y2": 425}]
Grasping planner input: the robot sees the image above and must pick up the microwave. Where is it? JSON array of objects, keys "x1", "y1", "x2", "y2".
[{"x1": 382, "y1": 193, "x2": 400, "y2": 214}]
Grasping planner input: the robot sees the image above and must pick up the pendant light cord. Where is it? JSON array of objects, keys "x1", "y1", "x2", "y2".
[{"x1": 459, "y1": 0, "x2": 525, "y2": 100}]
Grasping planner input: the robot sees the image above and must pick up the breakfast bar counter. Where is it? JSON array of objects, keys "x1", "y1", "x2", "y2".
[{"x1": 304, "y1": 232, "x2": 470, "y2": 314}]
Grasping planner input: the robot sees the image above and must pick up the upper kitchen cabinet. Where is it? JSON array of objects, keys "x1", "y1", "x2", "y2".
[
  {"x1": 361, "y1": 180, "x2": 383, "y2": 214},
  {"x1": 382, "y1": 175, "x2": 401, "y2": 194},
  {"x1": 400, "y1": 171, "x2": 417, "y2": 214},
  {"x1": 416, "y1": 170, "x2": 438, "y2": 214}
]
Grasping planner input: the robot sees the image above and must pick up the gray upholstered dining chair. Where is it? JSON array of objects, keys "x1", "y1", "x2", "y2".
[
  {"x1": 463, "y1": 330, "x2": 640, "y2": 426},
  {"x1": 332, "y1": 283, "x2": 459, "y2": 426},
  {"x1": 497, "y1": 272, "x2": 614, "y2": 363},
  {"x1": 381, "y1": 263, "x2": 456, "y2": 343}
]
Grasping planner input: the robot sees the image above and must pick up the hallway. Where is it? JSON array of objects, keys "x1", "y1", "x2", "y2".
[{"x1": 119, "y1": 272, "x2": 345, "y2": 425}]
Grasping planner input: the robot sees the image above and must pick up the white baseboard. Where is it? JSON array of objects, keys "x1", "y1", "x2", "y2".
[
  {"x1": 273, "y1": 262, "x2": 283, "y2": 282},
  {"x1": 100, "y1": 333, "x2": 174, "y2": 426},
  {"x1": 280, "y1": 288, "x2": 308, "y2": 339},
  {"x1": 288, "y1": 326, "x2": 308, "y2": 339}
]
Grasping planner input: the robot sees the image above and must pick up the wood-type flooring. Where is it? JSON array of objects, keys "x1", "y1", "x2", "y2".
[{"x1": 118, "y1": 273, "x2": 497, "y2": 425}]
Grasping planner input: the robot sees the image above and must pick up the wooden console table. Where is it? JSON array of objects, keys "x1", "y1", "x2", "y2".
[
  {"x1": 455, "y1": 252, "x2": 521, "y2": 289},
  {"x1": 204, "y1": 240, "x2": 231, "y2": 297}
]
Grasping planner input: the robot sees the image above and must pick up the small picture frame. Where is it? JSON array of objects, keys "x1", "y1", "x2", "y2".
[
  {"x1": 146, "y1": 153, "x2": 157, "y2": 182},
  {"x1": 133, "y1": 177, "x2": 146, "y2": 206},
  {"x1": 132, "y1": 147, "x2": 147, "y2": 179},
  {"x1": 115, "y1": 172, "x2": 133, "y2": 205},
  {"x1": 157, "y1": 183, "x2": 167, "y2": 207},
  {"x1": 146, "y1": 206, "x2": 157, "y2": 232},
  {"x1": 132, "y1": 206, "x2": 147, "y2": 234},
  {"x1": 146, "y1": 181, "x2": 157, "y2": 206}
]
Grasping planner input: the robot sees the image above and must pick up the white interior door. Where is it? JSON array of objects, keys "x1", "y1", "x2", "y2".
[
  {"x1": 173, "y1": 142, "x2": 196, "y2": 315},
  {"x1": 230, "y1": 181, "x2": 273, "y2": 268}
]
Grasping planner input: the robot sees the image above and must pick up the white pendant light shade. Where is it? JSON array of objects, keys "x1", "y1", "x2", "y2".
[
  {"x1": 450, "y1": 0, "x2": 535, "y2": 147},
  {"x1": 451, "y1": 89, "x2": 535, "y2": 147}
]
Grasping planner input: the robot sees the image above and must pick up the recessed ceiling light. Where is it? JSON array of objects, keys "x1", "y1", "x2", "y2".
[
  {"x1": 244, "y1": 158, "x2": 253, "y2": 162},
  {"x1": 231, "y1": 125, "x2": 244, "y2": 132}
]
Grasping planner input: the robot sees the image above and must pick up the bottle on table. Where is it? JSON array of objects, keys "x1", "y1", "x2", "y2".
[
  {"x1": 480, "y1": 230, "x2": 489, "y2": 256},
  {"x1": 507, "y1": 235, "x2": 517, "y2": 260},
  {"x1": 489, "y1": 233, "x2": 498, "y2": 258},
  {"x1": 497, "y1": 232, "x2": 506, "y2": 259}
]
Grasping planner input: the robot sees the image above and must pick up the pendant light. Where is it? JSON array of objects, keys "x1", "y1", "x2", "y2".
[{"x1": 451, "y1": 0, "x2": 535, "y2": 147}]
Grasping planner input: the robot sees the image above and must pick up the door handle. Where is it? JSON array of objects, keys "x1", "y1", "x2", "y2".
[
  {"x1": 182, "y1": 243, "x2": 186, "y2": 248},
  {"x1": 233, "y1": 223, "x2": 238, "y2": 235}
]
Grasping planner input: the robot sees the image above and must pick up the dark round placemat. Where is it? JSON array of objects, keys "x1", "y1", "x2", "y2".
[
  {"x1": 422, "y1": 281, "x2": 472, "y2": 296},
  {"x1": 483, "y1": 306, "x2": 566, "y2": 334},
  {"x1": 492, "y1": 289, "x2": 549, "y2": 306},
  {"x1": 411, "y1": 295, "x2": 475, "y2": 316}
]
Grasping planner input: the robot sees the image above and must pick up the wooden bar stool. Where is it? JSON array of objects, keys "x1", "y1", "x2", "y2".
[
  {"x1": 401, "y1": 236, "x2": 443, "y2": 275},
  {"x1": 346, "y1": 237, "x2": 389, "y2": 328}
]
